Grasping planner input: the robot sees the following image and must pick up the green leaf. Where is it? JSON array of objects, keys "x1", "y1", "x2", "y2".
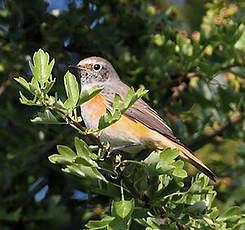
[
  {"x1": 235, "y1": 29, "x2": 245, "y2": 51},
  {"x1": 111, "y1": 199, "x2": 134, "y2": 219},
  {"x1": 74, "y1": 137, "x2": 97, "y2": 167},
  {"x1": 113, "y1": 93, "x2": 123, "y2": 110},
  {"x1": 74, "y1": 137, "x2": 91, "y2": 157},
  {"x1": 159, "y1": 148, "x2": 180, "y2": 163},
  {"x1": 173, "y1": 167, "x2": 187, "y2": 178},
  {"x1": 19, "y1": 91, "x2": 37, "y2": 106},
  {"x1": 86, "y1": 216, "x2": 115, "y2": 229},
  {"x1": 108, "y1": 218, "x2": 129, "y2": 230},
  {"x1": 64, "y1": 71, "x2": 79, "y2": 109},
  {"x1": 31, "y1": 109, "x2": 62, "y2": 124},
  {"x1": 57, "y1": 145, "x2": 76, "y2": 158},
  {"x1": 176, "y1": 33, "x2": 193, "y2": 57},
  {"x1": 63, "y1": 164, "x2": 107, "y2": 182},
  {"x1": 186, "y1": 201, "x2": 206, "y2": 217},
  {"x1": 98, "y1": 87, "x2": 147, "y2": 130},
  {"x1": 145, "y1": 217, "x2": 162, "y2": 229},
  {"x1": 31, "y1": 77, "x2": 39, "y2": 91},
  {"x1": 49, "y1": 145, "x2": 76, "y2": 165},
  {"x1": 121, "y1": 87, "x2": 148, "y2": 113},
  {"x1": 42, "y1": 79, "x2": 56, "y2": 94},
  {"x1": 14, "y1": 77, "x2": 31, "y2": 92},
  {"x1": 78, "y1": 86, "x2": 103, "y2": 106},
  {"x1": 209, "y1": 207, "x2": 219, "y2": 220},
  {"x1": 98, "y1": 108, "x2": 121, "y2": 130},
  {"x1": 172, "y1": 160, "x2": 187, "y2": 178},
  {"x1": 48, "y1": 154, "x2": 73, "y2": 165},
  {"x1": 156, "y1": 148, "x2": 180, "y2": 173},
  {"x1": 74, "y1": 157, "x2": 94, "y2": 167},
  {"x1": 172, "y1": 159, "x2": 184, "y2": 168},
  {"x1": 143, "y1": 150, "x2": 160, "y2": 168},
  {"x1": 29, "y1": 49, "x2": 55, "y2": 86},
  {"x1": 0, "y1": 207, "x2": 22, "y2": 222},
  {"x1": 152, "y1": 34, "x2": 165, "y2": 46},
  {"x1": 230, "y1": 66, "x2": 245, "y2": 78},
  {"x1": 29, "y1": 85, "x2": 40, "y2": 97},
  {"x1": 217, "y1": 206, "x2": 241, "y2": 221}
]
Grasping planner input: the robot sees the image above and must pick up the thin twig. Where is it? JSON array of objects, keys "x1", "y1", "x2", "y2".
[
  {"x1": 0, "y1": 79, "x2": 11, "y2": 95},
  {"x1": 159, "y1": 206, "x2": 186, "y2": 230},
  {"x1": 150, "y1": 72, "x2": 208, "y2": 91},
  {"x1": 49, "y1": 106, "x2": 104, "y2": 149},
  {"x1": 190, "y1": 114, "x2": 244, "y2": 151},
  {"x1": 151, "y1": 61, "x2": 245, "y2": 91}
]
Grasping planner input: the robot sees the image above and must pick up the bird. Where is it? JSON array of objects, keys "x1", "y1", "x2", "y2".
[{"x1": 70, "y1": 56, "x2": 216, "y2": 181}]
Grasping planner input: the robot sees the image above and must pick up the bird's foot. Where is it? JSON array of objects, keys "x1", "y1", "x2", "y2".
[{"x1": 108, "y1": 143, "x2": 139, "y2": 154}]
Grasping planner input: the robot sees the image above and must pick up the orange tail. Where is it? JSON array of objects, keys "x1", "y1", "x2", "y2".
[{"x1": 172, "y1": 142, "x2": 216, "y2": 182}]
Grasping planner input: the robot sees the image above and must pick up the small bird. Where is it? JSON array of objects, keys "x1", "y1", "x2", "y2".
[{"x1": 70, "y1": 57, "x2": 216, "y2": 181}]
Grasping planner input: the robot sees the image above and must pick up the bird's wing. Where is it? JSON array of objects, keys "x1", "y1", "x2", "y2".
[
  {"x1": 101, "y1": 81, "x2": 216, "y2": 181},
  {"x1": 101, "y1": 81, "x2": 188, "y2": 149}
]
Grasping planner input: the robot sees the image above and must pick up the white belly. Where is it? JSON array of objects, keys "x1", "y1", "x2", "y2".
[{"x1": 100, "y1": 126, "x2": 145, "y2": 153}]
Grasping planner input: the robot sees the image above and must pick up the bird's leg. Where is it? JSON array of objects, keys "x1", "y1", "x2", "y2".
[
  {"x1": 99, "y1": 143, "x2": 139, "y2": 161},
  {"x1": 110, "y1": 168, "x2": 119, "y2": 179},
  {"x1": 109, "y1": 143, "x2": 138, "y2": 153},
  {"x1": 107, "y1": 143, "x2": 139, "y2": 157},
  {"x1": 99, "y1": 143, "x2": 139, "y2": 179},
  {"x1": 109, "y1": 144, "x2": 139, "y2": 180}
]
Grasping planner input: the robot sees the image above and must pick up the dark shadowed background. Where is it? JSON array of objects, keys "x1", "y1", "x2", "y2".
[{"x1": 1, "y1": 0, "x2": 245, "y2": 229}]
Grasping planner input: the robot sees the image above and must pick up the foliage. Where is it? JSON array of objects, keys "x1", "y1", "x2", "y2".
[
  {"x1": 15, "y1": 48, "x2": 245, "y2": 229},
  {"x1": 1, "y1": 0, "x2": 245, "y2": 229}
]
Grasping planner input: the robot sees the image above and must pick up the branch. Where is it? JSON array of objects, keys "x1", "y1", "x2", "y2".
[
  {"x1": 219, "y1": 62, "x2": 245, "y2": 72},
  {"x1": 190, "y1": 114, "x2": 244, "y2": 151},
  {"x1": 49, "y1": 106, "x2": 105, "y2": 149},
  {"x1": 158, "y1": 207, "x2": 186, "y2": 230},
  {"x1": 0, "y1": 79, "x2": 11, "y2": 96},
  {"x1": 150, "y1": 72, "x2": 208, "y2": 91},
  {"x1": 151, "y1": 61, "x2": 245, "y2": 92}
]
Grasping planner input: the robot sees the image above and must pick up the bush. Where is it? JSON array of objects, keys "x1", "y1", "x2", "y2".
[{"x1": 1, "y1": 0, "x2": 245, "y2": 229}]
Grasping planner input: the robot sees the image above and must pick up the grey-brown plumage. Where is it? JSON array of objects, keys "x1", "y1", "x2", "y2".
[{"x1": 72, "y1": 56, "x2": 216, "y2": 181}]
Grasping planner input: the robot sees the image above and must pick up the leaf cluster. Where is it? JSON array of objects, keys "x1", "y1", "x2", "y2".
[
  {"x1": 14, "y1": 49, "x2": 245, "y2": 229},
  {"x1": 1, "y1": 0, "x2": 245, "y2": 229}
]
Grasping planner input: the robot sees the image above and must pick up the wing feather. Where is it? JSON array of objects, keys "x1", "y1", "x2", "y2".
[
  {"x1": 101, "y1": 81, "x2": 189, "y2": 150},
  {"x1": 101, "y1": 80, "x2": 216, "y2": 181}
]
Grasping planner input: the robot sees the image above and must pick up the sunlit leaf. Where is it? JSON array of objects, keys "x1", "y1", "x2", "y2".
[
  {"x1": 78, "y1": 86, "x2": 103, "y2": 106},
  {"x1": 14, "y1": 77, "x2": 31, "y2": 92},
  {"x1": 63, "y1": 71, "x2": 79, "y2": 109},
  {"x1": 217, "y1": 206, "x2": 241, "y2": 221},
  {"x1": 74, "y1": 137, "x2": 97, "y2": 167},
  {"x1": 111, "y1": 199, "x2": 134, "y2": 219},
  {"x1": 86, "y1": 216, "x2": 115, "y2": 229},
  {"x1": 31, "y1": 109, "x2": 62, "y2": 124},
  {"x1": 98, "y1": 108, "x2": 121, "y2": 130},
  {"x1": 19, "y1": 91, "x2": 37, "y2": 106},
  {"x1": 29, "y1": 49, "x2": 55, "y2": 86},
  {"x1": 63, "y1": 164, "x2": 107, "y2": 182}
]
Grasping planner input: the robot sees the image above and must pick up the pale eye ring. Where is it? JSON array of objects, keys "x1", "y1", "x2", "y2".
[{"x1": 93, "y1": 64, "x2": 101, "y2": 71}]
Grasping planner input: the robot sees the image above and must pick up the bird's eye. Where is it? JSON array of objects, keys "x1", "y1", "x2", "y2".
[{"x1": 93, "y1": 64, "x2": 101, "y2": 71}]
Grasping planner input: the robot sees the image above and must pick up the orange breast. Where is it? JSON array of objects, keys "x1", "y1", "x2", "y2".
[
  {"x1": 80, "y1": 94, "x2": 107, "y2": 130},
  {"x1": 81, "y1": 94, "x2": 176, "y2": 150}
]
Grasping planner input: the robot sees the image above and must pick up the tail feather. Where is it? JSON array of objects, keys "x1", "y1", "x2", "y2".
[{"x1": 173, "y1": 142, "x2": 216, "y2": 182}]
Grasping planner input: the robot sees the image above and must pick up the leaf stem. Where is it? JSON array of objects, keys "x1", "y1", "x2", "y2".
[{"x1": 48, "y1": 105, "x2": 105, "y2": 149}]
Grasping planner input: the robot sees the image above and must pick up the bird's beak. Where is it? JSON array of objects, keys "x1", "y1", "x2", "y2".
[
  {"x1": 68, "y1": 65, "x2": 88, "y2": 72},
  {"x1": 68, "y1": 65, "x2": 80, "y2": 70}
]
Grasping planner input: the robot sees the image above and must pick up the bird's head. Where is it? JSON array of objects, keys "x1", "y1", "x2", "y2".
[{"x1": 69, "y1": 56, "x2": 119, "y2": 88}]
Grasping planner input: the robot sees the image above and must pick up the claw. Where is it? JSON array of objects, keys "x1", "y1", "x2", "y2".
[
  {"x1": 100, "y1": 143, "x2": 139, "y2": 161},
  {"x1": 110, "y1": 169, "x2": 119, "y2": 179},
  {"x1": 109, "y1": 143, "x2": 139, "y2": 153}
]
